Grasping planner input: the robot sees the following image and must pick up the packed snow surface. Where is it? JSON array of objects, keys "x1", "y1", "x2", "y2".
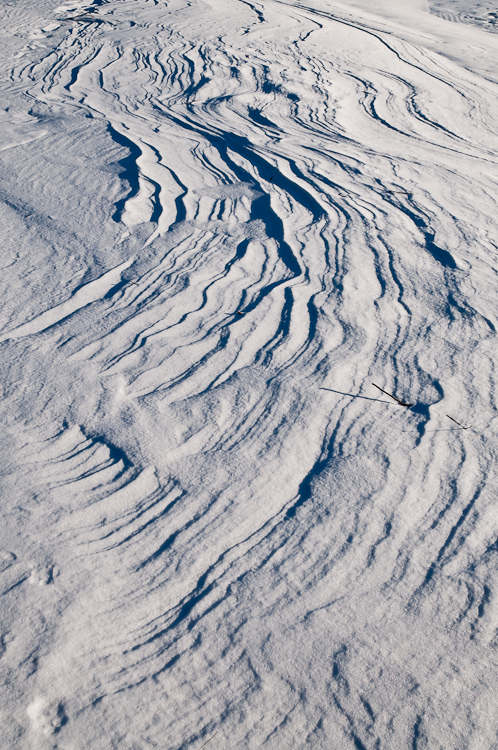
[{"x1": 1, "y1": 0, "x2": 498, "y2": 747}]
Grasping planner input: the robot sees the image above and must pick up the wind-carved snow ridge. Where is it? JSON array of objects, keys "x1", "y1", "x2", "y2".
[{"x1": 2, "y1": 0, "x2": 498, "y2": 747}]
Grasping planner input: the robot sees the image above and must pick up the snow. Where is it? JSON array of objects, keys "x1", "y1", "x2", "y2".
[
  {"x1": 1, "y1": 0, "x2": 498, "y2": 747},
  {"x1": 430, "y1": 0, "x2": 498, "y2": 31}
]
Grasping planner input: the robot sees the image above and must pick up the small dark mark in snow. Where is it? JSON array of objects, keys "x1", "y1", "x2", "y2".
[
  {"x1": 372, "y1": 383, "x2": 412, "y2": 407},
  {"x1": 446, "y1": 414, "x2": 472, "y2": 430},
  {"x1": 196, "y1": 731, "x2": 218, "y2": 750}
]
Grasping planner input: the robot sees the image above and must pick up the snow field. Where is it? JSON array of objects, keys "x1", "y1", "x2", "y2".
[{"x1": 0, "y1": 0, "x2": 498, "y2": 748}]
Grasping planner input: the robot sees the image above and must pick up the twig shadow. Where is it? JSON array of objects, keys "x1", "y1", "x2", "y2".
[
  {"x1": 320, "y1": 387, "x2": 399, "y2": 406},
  {"x1": 400, "y1": 428, "x2": 462, "y2": 433}
]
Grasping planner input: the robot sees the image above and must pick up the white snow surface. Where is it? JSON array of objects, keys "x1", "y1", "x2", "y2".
[{"x1": 1, "y1": 0, "x2": 498, "y2": 748}]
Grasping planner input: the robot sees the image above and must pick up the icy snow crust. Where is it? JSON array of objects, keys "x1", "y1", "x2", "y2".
[{"x1": 1, "y1": 0, "x2": 498, "y2": 747}]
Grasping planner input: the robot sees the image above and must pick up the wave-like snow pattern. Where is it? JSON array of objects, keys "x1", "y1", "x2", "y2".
[
  {"x1": 1, "y1": 0, "x2": 498, "y2": 748},
  {"x1": 430, "y1": 0, "x2": 498, "y2": 32}
]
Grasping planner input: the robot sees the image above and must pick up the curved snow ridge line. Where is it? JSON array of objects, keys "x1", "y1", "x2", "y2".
[
  {"x1": 21, "y1": 4, "x2": 491, "y2": 405},
  {"x1": 288, "y1": 1, "x2": 498, "y2": 150},
  {"x1": 5, "y1": 424, "x2": 135, "y2": 524},
  {"x1": 107, "y1": 123, "x2": 186, "y2": 235},
  {"x1": 7, "y1": 11, "x2": 494, "y2": 482},
  {"x1": 17, "y1": 1, "x2": 495, "y2": 261},
  {"x1": 0, "y1": 258, "x2": 134, "y2": 342}
]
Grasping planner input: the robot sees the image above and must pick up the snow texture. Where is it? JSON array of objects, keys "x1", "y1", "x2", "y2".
[
  {"x1": 1, "y1": 0, "x2": 498, "y2": 748},
  {"x1": 430, "y1": 0, "x2": 498, "y2": 32}
]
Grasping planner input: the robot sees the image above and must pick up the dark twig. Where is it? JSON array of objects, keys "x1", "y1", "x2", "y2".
[
  {"x1": 372, "y1": 383, "x2": 412, "y2": 407},
  {"x1": 196, "y1": 732, "x2": 218, "y2": 750},
  {"x1": 446, "y1": 415, "x2": 472, "y2": 430}
]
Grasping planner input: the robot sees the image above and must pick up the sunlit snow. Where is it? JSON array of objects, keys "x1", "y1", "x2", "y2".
[{"x1": 1, "y1": 0, "x2": 498, "y2": 748}]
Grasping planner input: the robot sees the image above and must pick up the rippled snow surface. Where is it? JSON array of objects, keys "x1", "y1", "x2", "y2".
[
  {"x1": 430, "y1": 0, "x2": 498, "y2": 31},
  {"x1": 1, "y1": 0, "x2": 498, "y2": 748}
]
